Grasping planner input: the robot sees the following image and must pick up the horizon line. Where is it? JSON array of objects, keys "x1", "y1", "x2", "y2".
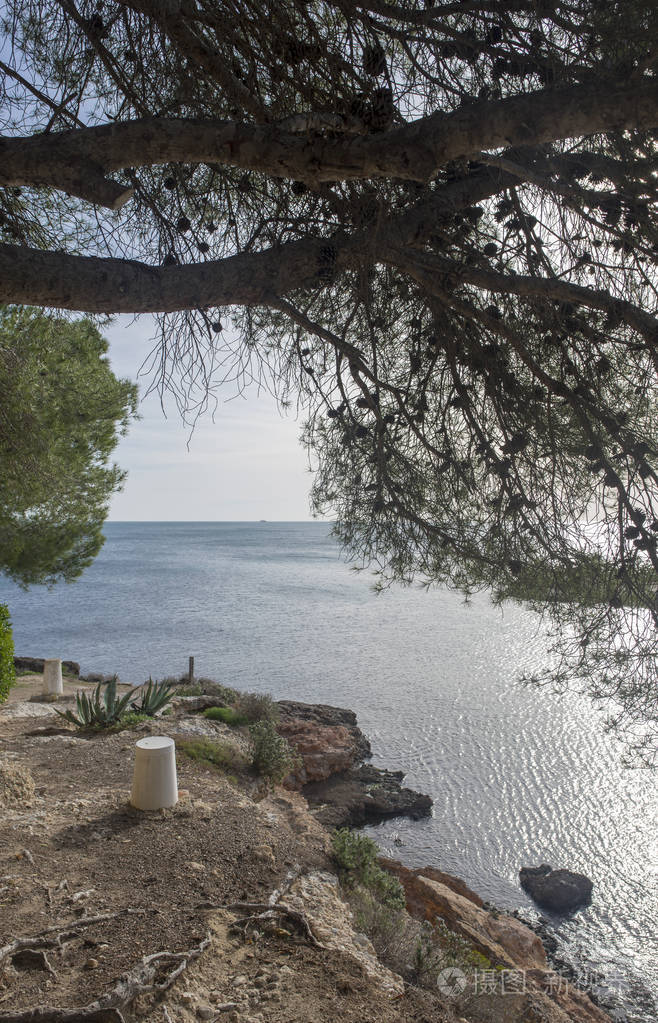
[{"x1": 105, "y1": 519, "x2": 333, "y2": 523}]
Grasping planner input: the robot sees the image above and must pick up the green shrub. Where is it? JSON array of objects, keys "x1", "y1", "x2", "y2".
[
  {"x1": 132, "y1": 677, "x2": 177, "y2": 716},
  {"x1": 178, "y1": 738, "x2": 247, "y2": 773},
  {"x1": 433, "y1": 919, "x2": 493, "y2": 971},
  {"x1": 203, "y1": 706, "x2": 248, "y2": 726},
  {"x1": 249, "y1": 720, "x2": 299, "y2": 783},
  {"x1": 0, "y1": 604, "x2": 15, "y2": 705},
  {"x1": 198, "y1": 678, "x2": 238, "y2": 703},
  {"x1": 237, "y1": 691, "x2": 279, "y2": 724},
  {"x1": 349, "y1": 885, "x2": 421, "y2": 972},
  {"x1": 332, "y1": 829, "x2": 405, "y2": 911},
  {"x1": 54, "y1": 676, "x2": 134, "y2": 728},
  {"x1": 114, "y1": 710, "x2": 149, "y2": 730},
  {"x1": 176, "y1": 682, "x2": 202, "y2": 696}
]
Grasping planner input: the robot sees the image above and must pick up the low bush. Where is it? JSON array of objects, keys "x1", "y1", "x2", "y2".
[
  {"x1": 348, "y1": 885, "x2": 422, "y2": 972},
  {"x1": 237, "y1": 691, "x2": 279, "y2": 724},
  {"x1": 0, "y1": 604, "x2": 15, "y2": 705},
  {"x1": 332, "y1": 829, "x2": 487, "y2": 988},
  {"x1": 249, "y1": 719, "x2": 299, "y2": 783},
  {"x1": 203, "y1": 706, "x2": 248, "y2": 726},
  {"x1": 332, "y1": 828, "x2": 405, "y2": 911},
  {"x1": 114, "y1": 710, "x2": 149, "y2": 730},
  {"x1": 433, "y1": 919, "x2": 493, "y2": 972},
  {"x1": 178, "y1": 737, "x2": 247, "y2": 773},
  {"x1": 198, "y1": 678, "x2": 239, "y2": 703},
  {"x1": 176, "y1": 681, "x2": 202, "y2": 696}
]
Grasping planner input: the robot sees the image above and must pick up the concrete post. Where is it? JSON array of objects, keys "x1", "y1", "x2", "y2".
[
  {"x1": 130, "y1": 736, "x2": 178, "y2": 811},
  {"x1": 43, "y1": 658, "x2": 63, "y2": 697}
]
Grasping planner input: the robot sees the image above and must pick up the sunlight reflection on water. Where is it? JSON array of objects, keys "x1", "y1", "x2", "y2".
[{"x1": 1, "y1": 522, "x2": 656, "y2": 1021}]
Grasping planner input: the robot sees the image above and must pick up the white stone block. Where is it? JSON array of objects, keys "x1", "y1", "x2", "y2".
[
  {"x1": 43, "y1": 658, "x2": 63, "y2": 696},
  {"x1": 130, "y1": 735, "x2": 178, "y2": 811}
]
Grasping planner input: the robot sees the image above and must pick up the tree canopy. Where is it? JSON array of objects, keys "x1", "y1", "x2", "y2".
[
  {"x1": 0, "y1": 0, "x2": 657, "y2": 761},
  {"x1": 0, "y1": 307, "x2": 137, "y2": 586}
]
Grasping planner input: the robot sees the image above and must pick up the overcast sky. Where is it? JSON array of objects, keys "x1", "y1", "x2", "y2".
[{"x1": 105, "y1": 316, "x2": 316, "y2": 521}]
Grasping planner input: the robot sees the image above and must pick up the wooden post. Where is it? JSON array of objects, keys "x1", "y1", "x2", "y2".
[{"x1": 188, "y1": 656, "x2": 194, "y2": 683}]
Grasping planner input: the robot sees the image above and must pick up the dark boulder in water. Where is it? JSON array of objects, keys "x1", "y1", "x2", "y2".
[{"x1": 520, "y1": 863, "x2": 593, "y2": 912}]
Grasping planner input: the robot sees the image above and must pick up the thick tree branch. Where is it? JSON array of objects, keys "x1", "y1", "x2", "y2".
[
  {"x1": 0, "y1": 239, "x2": 320, "y2": 312},
  {"x1": 0, "y1": 168, "x2": 513, "y2": 311},
  {"x1": 1, "y1": 79, "x2": 656, "y2": 208}
]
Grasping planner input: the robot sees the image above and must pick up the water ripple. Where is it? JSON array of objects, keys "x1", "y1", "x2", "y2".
[{"x1": 1, "y1": 522, "x2": 656, "y2": 1021}]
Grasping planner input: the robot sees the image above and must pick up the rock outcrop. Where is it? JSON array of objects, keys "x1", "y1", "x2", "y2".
[
  {"x1": 383, "y1": 857, "x2": 611, "y2": 1023},
  {"x1": 382, "y1": 858, "x2": 547, "y2": 970},
  {"x1": 520, "y1": 864, "x2": 593, "y2": 912},
  {"x1": 276, "y1": 701, "x2": 432, "y2": 826},
  {"x1": 276, "y1": 700, "x2": 371, "y2": 761},
  {"x1": 301, "y1": 763, "x2": 433, "y2": 827},
  {"x1": 285, "y1": 871, "x2": 404, "y2": 997},
  {"x1": 14, "y1": 656, "x2": 80, "y2": 676},
  {"x1": 277, "y1": 718, "x2": 365, "y2": 785}
]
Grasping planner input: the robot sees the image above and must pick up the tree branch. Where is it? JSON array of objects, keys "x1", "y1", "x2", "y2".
[
  {"x1": 1, "y1": 78, "x2": 656, "y2": 208},
  {"x1": 0, "y1": 168, "x2": 514, "y2": 311},
  {"x1": 120, "y1": 0, "x2": 265, "y2": 118},
  {"x1": 389, "y1": 250, "x2": 658, "y2": 344}
]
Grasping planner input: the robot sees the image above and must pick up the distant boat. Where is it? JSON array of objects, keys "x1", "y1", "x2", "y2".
[{"x1": 259, "y1": 519, "x2": 267, "y2": 522}]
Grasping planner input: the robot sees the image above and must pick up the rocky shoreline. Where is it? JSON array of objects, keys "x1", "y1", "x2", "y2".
[
  {"x1": 2, "y1": 660, "x2": 619, "y2": 1023},
  {"x1": 275, "y1": 699, "x2": 433, "y2": 827}
]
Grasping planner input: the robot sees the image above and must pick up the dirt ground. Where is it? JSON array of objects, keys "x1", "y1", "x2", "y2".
[{"x1": 0, "y1": 678, "x2": 453, "y2": 1023}]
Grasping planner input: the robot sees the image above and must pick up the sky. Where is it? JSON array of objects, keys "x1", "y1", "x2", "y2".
[{"x1": 105, "y1": 316, "x2": 316, "y2": 521}]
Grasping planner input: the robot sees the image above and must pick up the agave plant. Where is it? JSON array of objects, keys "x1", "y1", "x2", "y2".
[
  {"x1": 55, "y1": 676, "x2": 135, "y2": 728},
  {"x1": 131, "y1": 677, "x2": 178, "y2": 717}
]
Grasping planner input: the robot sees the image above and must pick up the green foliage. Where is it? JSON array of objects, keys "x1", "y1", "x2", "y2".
[
  {"x1": 331, "y1": 829, "x2": 405, "y2": 911},
  {"x1": 0, "y1": 307, "x2": 138, "y2": 587},
  {"x1": 348, "y1": 885, "x2": 414, "y2": 965},
  {"x1": 173, "y1": 680, "x2": 202, "y2": 696},
  {"x1": 3, "y1": 4, "x2": 658, "y2": 762},
  {"x1": 249, "y1": 720, "x2": 299, "y2": 783},
  {"x1": 111, "y1": 710, "x2": 149, "y2": 731},
  {"x1": 203, "y1": 706, "x2": 248, "y2": 726},
  {"x1": 178, "y1": 737, "x2": 246, "y2": 773},
  {"x1": 131, "y1": 677, "x2": 178, "y2": 716},
  {"x1": 197, "y1": 679, "x2": 239, "y2": 703},
  {"x1": 54, "y1": 677, "x2": 134, "y2": 728},
  {"x1": 0, "y1": 604, "x2": 15, "y2": 705},
  {"x1": 237, "y1": 691, "x2": 279, "y2": 724}
]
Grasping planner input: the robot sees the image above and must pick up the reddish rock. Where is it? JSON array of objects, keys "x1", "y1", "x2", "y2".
[
  {"x1": 381, "y1": 857, "x2": 484, "y2": 907},
  {"x1": 278, "y1": 719, "x2": 362, "y2": 786},
  {"x1": 381, "y1": 860, "x2": 546, "y2": 970},
  {"x1": 381, "y1": 858, "x2": 611, "y2": 1022}
]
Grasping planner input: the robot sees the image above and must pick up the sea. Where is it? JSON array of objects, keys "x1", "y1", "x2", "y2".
[{"x1": 1, "y1": 521, "x2": 656, "y2": 1021}]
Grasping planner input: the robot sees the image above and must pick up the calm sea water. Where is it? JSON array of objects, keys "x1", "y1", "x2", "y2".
[{"x1": 1, "y1": 522, "x2": 656, "y2": 1020}]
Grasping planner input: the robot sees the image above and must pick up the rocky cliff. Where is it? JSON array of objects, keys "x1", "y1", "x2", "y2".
[{"x1": 0, "y1": 675, "x2": 612, "y2": 1023}]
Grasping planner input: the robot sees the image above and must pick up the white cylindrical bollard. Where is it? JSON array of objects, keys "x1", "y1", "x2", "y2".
[
  {"x1": 130, "y1": 736, "x2": 178, "y2": 811},
  {"x1": 43, "y1": 658, "x2": 63, "y2": 697}
]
